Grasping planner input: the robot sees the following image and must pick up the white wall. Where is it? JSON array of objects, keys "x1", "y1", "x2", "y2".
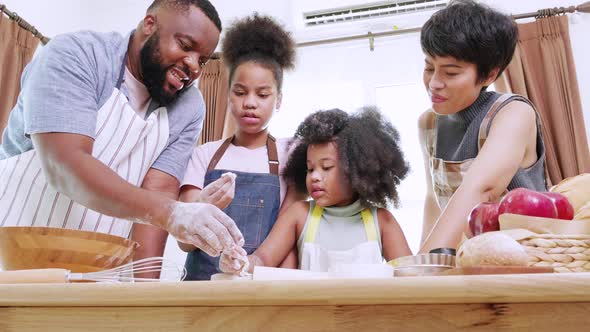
[
  {"x1": 1, "y1": 0, "x2": 148, "y2": 37},
  {"x1": 2, "y1": 0, "x2": 589, "y2": 270},
  {"x1": 3, "y1": 0, "x2": 586, "y2": 130},
  {"x1": 0, "y1": 0, "x2": 294, "y2": 49}
]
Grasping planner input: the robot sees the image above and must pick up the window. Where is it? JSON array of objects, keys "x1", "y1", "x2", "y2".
[{"x1": 376, "y1": 83, "x2": 431, "y2": 253}]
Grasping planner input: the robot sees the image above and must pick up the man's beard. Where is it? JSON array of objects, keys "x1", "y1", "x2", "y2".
[{"x1": 139, "y1": 31, "x2": 190, "y2": 106}]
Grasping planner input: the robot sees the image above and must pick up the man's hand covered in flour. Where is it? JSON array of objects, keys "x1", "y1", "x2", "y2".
[
  {"x1": 219, "y1": 245, "x2": 250, "y2": 275},
  {"x1": 199, "y1": 172, "x2": 237, "y2": 210},
  {"x1": 167, "y1": 202, "x2": 244, "y2": 257}
]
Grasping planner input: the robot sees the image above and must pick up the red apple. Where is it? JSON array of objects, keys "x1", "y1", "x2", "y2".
[
  {"x1": 498, "y1": 188, "x2": 558, "y2": 219},
  {"x1": 468, "y1": 202, "x2": 500, "y2": 236},
  {"x1": 543, "y1": 192, "x2": 574, "y2": 220}
]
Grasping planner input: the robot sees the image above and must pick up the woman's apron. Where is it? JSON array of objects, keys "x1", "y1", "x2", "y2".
[
  {"x1": 184, "y1": 135, "x2": 281, "y2": 280},
  {"x1": 0, "y1": 58, "x2": 169, "y2": 238},
  {"x1": 422, "y1": 94, "x2": 547, "y2": 210},
  {"x1": 299, "y1": 204, "x2": 383, "y2": 272}
]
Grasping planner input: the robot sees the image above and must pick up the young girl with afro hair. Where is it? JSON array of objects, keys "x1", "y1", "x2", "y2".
[
  {"x1": 220, "y1": 107, "x2": 412, "y2": 273},
  {"x1": 178, "y1": 14, "x2": 304, "y2": 280}
]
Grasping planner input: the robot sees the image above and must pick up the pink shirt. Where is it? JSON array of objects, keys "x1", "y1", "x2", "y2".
[
  {"x1": 123, "y1": 66, "x2": 150, "y2": 117},
  {"x1": 182, "y1": 137, "x2": 291, "y2": 205}
]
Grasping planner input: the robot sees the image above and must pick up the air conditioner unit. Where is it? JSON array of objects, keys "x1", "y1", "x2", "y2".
[{"x1": 291, "y1": 0, "x2": 448, "y2": 44}]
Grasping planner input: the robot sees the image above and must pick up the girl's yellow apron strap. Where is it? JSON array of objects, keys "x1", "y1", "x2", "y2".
[
  {"x1": 361, "y1": 209, "x2": 378, "y2": 242},
  {"x1": 304, "y1": 204, "x2": 324, "y2": 243}
]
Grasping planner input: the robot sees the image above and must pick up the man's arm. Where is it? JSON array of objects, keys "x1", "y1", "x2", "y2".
[
  {"x1": 177, "y1": 185, "x2": 202, "y2": 252},
  {"x1": 32, "y1": 132, "x2": 174, "y2": 229},
  {"x1": 33, "y1": 132, "x2": 243, "y2": 259},
  {"x1": 131, "y1": 168, "x2": 180, "y2": 279}
]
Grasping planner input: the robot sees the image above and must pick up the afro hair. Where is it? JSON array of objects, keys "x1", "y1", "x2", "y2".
[
  {"x1": 221, "y1": 14, "x2": 295, "y2": 91},
  {"x1": 283, "y1": 107, "x2": 410, "y2": 209}
]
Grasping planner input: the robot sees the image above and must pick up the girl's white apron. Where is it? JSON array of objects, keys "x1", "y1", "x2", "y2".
[{"x1": 299, "y1": 205, "x2": 383, "y2": 272}]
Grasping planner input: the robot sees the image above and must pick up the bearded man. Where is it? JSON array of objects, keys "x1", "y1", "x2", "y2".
[{"x1": 0, "y1": 0, "x2": 244, "y2": 268}]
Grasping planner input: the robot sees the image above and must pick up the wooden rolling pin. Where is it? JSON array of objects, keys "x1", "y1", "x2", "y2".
[{"x1": 0, "y1": 269, "x2": 69, "y2": 284}]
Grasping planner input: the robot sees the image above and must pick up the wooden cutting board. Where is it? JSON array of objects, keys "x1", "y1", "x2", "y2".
[{"x1": 439, "y1": 265, "x2": 554, "y2": 275}]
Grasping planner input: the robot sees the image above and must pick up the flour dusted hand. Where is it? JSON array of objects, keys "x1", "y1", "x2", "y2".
[
  {"x1": 199, "y1": 172, "x2": 237, "y2": 209},
  {"x1": 219, "y1": 246, "x2": 249, "y2": 274},
  {"x1": 167, "y1": 202, "x2": 244, "y2": 257}
]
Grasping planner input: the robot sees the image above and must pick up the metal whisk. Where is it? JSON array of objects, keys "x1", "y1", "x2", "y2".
[
  {"x1": 69, "y1": 257, "x2": 187, "y2": 282},
  {"x1": 0, "y1": 257, "x2": 187, "y2": 284}
]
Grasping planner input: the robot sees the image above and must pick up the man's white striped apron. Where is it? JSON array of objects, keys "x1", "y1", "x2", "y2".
[{"x1": 0, "y1": 82, "x2": 169, "y2": 238}]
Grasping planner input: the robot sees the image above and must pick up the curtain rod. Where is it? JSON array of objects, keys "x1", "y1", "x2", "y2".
[
  {"x1": 297, "y1": 27, "x2": 422, "y2": 49},
  {"x1": 296, "y1": 2, "x2": 590, "y2": 49},
  {"x1": 2, "y1": 1, "x2": 587, "y2": 49},
  {"x1": 0, "y1": 3, "x2": 50, "y2": 45},
  {"x1": 513, "y1": 1, "x2": 590, "y2": 20}
]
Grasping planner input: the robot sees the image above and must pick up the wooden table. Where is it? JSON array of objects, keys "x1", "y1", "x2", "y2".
[{"x1": 1, "y1": 273, "x2": 590, "y2": 331}]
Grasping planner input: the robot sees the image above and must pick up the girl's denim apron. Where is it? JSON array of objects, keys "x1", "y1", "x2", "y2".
[{"x1": 184, "y1": 135, "x2": 281, "y2": 280}]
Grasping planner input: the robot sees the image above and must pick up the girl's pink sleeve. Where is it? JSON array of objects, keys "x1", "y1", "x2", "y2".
[{"x1": 180, "y1": 145, "x2": 209, "y2": 189}]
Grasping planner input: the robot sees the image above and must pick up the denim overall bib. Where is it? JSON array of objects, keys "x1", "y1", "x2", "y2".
[{"x1": 184, "y1": 135, "x2": 281, "y2": 280}]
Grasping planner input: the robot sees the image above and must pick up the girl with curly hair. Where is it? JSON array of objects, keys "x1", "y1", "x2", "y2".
[
  {"x1": 220, "y1": 107, "x2": 412, "y2": 273},
  {"x1": 178, "y1": 14, "x2": 303, "y2": 280}
]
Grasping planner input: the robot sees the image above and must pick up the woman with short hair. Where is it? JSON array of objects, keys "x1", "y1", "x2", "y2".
[{"x1": 418, "y1": 0, "x2": 547, "y2": 253}]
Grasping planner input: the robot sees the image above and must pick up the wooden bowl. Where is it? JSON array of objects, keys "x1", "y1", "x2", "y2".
[{"x1": 0, "y1": 227, "x2": 139, "y2": 273}]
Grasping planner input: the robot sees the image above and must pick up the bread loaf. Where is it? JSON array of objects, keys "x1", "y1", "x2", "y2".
[
  {"x1": 457, "y1": 232, "x2": 529, "y2": 267},
  {"x1": 574, "y1": 202, "x2": 590, "y2": 221},
  {"x1": 550, "y1": 173, "x2": 590, "y2": 214}
]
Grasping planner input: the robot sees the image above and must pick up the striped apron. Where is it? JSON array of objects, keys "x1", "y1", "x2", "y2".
[
  {"x1": 420, "y1": 94, "x2": 546, "y2": 210},
  {"x1": 0, "y1": 60, "x2": 169, "y2": 238}
]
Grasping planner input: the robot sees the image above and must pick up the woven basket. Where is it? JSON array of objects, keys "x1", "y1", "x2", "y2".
[
  {"x1": 500, "y1": 214, "x2": 590, "y2": 273},
  {"x1": 518, "y1": 234, "x2": 590, "y2": 272}
]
